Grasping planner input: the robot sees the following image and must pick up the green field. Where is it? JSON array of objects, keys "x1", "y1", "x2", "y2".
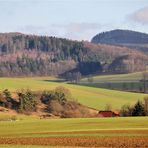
[
  {"x1": 0, "y1": 117, "x2": 147, "y2": 147},
  {"x1": 81, "y1": 71, "x2": 145, "y2": 83},
  {"x1": 78, "y1": 71, "x2": 148, "y2": 92},
  {"x1": 77, "y1": 81, "x2": 146, "y2": 92},
  {"x1": 0, "y1": 117, "x2": 147, "y2": 136},
  {"x1": 0, "y1": 77, "x2": 147, "y2": 110},
  {"x1": 0, "y1": 77, "x2": 148, "y2": 147}
]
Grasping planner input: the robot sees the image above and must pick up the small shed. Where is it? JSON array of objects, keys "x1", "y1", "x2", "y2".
[{"x1": 98, "y1": 111, "x2": 119, "y2": 117}]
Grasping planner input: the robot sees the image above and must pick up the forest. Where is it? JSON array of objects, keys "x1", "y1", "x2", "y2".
[{"x1": 0, "y1": 33, "x2": 147, "y2": 77}]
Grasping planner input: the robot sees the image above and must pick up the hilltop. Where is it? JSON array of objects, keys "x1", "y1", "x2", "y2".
[{"x1": 91, "y1": 29, "x2": 148, "y2": 53}]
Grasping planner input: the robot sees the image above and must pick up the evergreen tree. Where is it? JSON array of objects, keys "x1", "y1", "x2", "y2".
[{"x1": 132, "y1": 101, "x2": 145, "y2": 116}]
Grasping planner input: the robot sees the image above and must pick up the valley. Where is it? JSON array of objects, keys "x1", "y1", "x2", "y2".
[{"x1": 0, "y1": 76, "x2": 147, "y2": 110}]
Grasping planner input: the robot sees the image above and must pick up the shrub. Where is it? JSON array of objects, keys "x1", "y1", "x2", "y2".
[
  {"x1": 0, "y1": 89, "x2": 18, "y2": 109},
  {"x1": 47, "y1": 100, "x2": 64, "y2": 116},
  {"x1": 120, "y1": 104, "x2": 133, "y2": 116},
  {"x1": 61, "y1": 101, "x2": 91, "y2": 118},
  {"x1": 41, "y1": 90, "x2": 55, "y2": 104},
  {"x1": 17, "y1": 89, "x2": 37, "y2": 113},
  {"x1": 54, "y1": 86, "x2": 72, "y2": 103},
  {"x1": 3, "y1": 89, "x2": 12, "y2": 100},
  {"x1": 41, "y1": 86, "x2": 94, "y2": 118},
  {"x1": 47, "y1": 100, "x2": 93, "y2": 118},
  {"x1": 41, "y1": 86, "x2": 72, "y2": 104}
]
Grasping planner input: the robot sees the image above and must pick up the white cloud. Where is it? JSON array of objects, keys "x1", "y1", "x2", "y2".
[
  {"x1": 55, "y1": 23, "x2": 102, "y2": 41},
  {"x1": 129, "y1": 7, "x2": 148, "y2": 25},
  {"x1": 17, "y1": 23, "x2": 103, "y2": 41}
]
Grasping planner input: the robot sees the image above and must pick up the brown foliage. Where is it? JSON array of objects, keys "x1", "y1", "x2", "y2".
[{"x1": 48, "y1": 100, "x2": 94, "y2": 118}]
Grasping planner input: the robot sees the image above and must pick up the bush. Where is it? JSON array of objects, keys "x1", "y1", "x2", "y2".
[
  {"x1": 41, "y1": 90, "x2": 54, "y2": 104},
  {"x1": 54, "y1": 86, "x2": 72, "y2": 103},
  {"x1": 0, "y1": 89, "x2": 18, "y2": 109},
  {"x1": 47, "y1": 100, "x2": 64, "y2": 116},
  {"x1": 61, "y1": 101, "x2": 91, "y2": 118},
  {"x1": 3, "y1": 89, "x2": 12, "y2": 100},
  {"x1": 17, "y1": 89, "x2": 37, "y2": 113},
  {"x1": 41, "y1": 86, "x2": 72, "y2": 104},
  {"x1": 41, "y1": 86, "x2": 95, "y2": 118},
  {"x1": 120, "y1": 104, "x2": 133, "y2": 116},
  {"x1": 47, "y1": 99, "x2": 93, "y2": 118}
]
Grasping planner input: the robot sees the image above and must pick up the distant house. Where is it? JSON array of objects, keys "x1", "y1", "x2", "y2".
[{"x1": 98, "y1": 111, "x2": 119, "y2": 117}]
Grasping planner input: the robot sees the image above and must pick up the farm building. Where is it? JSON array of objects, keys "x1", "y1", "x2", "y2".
[{"x1": 98, "y1": 111, "x2": 119, "y2": 117}]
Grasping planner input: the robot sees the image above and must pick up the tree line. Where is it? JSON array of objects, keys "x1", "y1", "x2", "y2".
[{"x1": 120, "y1": 98, "x2": 148, "y2": 116}]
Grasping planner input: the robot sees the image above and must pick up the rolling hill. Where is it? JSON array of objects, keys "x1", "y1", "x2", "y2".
[
  {"x1": 0, "y1": 77, "x2": 147, "y2": 110},
  {"x1": 79, "y1": 71, "x2": 148, "y2": 93},
  {"x1": 0, "y1": 32, "x2": 147, "y2": 77},
  {"x1": 82, "y1": 71, "x2": 145, "y2": 83},
  {"x1": 91, "y1": 29, "x2": 148, "y2": 53}
]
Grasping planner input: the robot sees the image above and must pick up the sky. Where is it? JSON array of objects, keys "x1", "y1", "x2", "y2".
[{"x1": 0, "y1": 0, "x2": 148, "y2": 41}]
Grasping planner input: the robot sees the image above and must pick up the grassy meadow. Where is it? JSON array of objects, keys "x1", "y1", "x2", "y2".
[
  {"x1": 0, "y1": 77, "x2": 147, "y2": 110},
  {"x1": 78, "y1": 71, "x2": 148, "y2": 92},
  {"x1": 0, "y1": 77, "x2": 148, "y2": 147},
  {"x1": 77, "y1": 81, "x2": 145, "y2": 92},
  {"x1": 81, "y1": 71, "x2": 145, "y2": 83},
  {"x1": 0, "y1": 117, "x2": 147, "y2": 147},
  {"x1": 0, "y1": 117, "x2": 148, "y2": 136}
]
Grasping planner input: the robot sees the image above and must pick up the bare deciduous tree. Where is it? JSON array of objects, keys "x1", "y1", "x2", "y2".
[{"x1": 141, "y1": 71, "x2": 148, "y2": 93}]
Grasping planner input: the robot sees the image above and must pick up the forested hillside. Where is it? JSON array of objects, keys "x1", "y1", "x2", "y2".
[
  {"x1": 0, "y1": 32, "x2": 147, "y2": 77},
  {"x1": 0, "y1": 33, "x2": 101, "y2": 76},
  {"x1": 84, "y1": 42, "x2": 148, "y2": 74},
  {"x1": 91, "y1": 29, "x2": 148, "y2": 53}
]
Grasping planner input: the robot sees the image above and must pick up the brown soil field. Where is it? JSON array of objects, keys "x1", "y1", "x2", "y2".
[{"x1": 0, "y1": 136, "x2": 148, "y2": 147}]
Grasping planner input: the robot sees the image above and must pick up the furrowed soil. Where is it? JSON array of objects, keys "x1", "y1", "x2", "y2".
[
  {"x1": 0, "y1": 130, "x2": 148, "y2": 147},
  {"x1": 0, "y1": 136, "x2": 147, "y2": 147}
]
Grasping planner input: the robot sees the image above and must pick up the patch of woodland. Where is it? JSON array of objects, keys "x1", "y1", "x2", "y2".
[{"x1": 0, "y1": 87, "x2": 95, "y2": 118}]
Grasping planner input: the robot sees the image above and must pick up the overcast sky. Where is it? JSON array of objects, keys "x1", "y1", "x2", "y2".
[{"x1": 0, "y1": 0, "x2": 148, "y2": 41}]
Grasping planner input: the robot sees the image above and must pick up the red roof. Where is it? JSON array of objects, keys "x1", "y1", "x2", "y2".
[{"x1": 98, "y1": 111, "x2": 119, "y2": 117}]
